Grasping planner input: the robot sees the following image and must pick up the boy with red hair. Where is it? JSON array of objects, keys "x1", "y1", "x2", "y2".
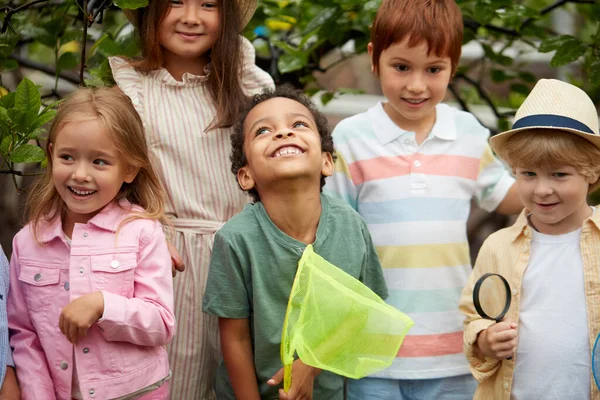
[{"x1": 325, "y1": 0, "x2": 521, "y2": 398}]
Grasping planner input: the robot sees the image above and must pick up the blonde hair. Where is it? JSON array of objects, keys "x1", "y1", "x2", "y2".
[
  {"x1": 498, "y1": 129, "x2": 600, "y2": 184},
  {"x1": 26, "y1": 87, "x2": 168, "y2": 241}
]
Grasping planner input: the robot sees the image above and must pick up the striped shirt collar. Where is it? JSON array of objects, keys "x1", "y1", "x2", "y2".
[{"x1": 368, "y1": 101, "x2": 458, "y2": 145}]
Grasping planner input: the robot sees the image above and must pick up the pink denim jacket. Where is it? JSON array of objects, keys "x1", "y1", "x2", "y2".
[{"x1": 7, "y1": 201, "x2": 175, "y2": 400}]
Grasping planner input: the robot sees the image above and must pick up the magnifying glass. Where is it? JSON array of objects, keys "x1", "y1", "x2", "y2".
[
  {"x1": 592, "y1": 333, "x2": 600, "y2": 389},
  {"x1": 473, "y1": 273, "x2": 511, "y2": 322},
  {"x1": 473, "y1": 273, "x2": 513, "y2": 359}
]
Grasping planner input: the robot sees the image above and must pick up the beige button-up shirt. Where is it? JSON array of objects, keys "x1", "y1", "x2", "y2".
[{"x1": 459, "y1": 209, "x2": 600, "y2": 400}]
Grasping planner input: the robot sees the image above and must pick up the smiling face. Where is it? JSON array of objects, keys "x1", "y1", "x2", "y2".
[
  {"x1": 370, "y1": 37, "x2": 452, "y2": 138},
  {"x1": 51, "y1": 119, "x2": 138, "y2": 231},
  {"x1": 515, "y1": 164, "x2": 597, "y2": 234},
  {"x1": 237, "y1": 97, "x2": 333, "y2": 197},
  {"x1": 158, "y1": 0, "x2": 220, "y2": 73}
]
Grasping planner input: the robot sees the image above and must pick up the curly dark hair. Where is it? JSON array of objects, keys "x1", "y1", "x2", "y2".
[{"x1": 231, "y1": 85, "x2": 336, "y2": 203}]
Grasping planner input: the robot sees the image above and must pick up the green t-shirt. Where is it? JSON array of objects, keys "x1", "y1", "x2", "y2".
[{"x1": 203, "y1": 194, "x2": 388, "y2": 400}]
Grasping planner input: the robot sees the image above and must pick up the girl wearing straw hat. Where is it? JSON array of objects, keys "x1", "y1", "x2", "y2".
[
  {"x1": 460, "y1": 79, "x2": 600, "y2": 400},
  {"x1": 110, "y1": 2, "x2": 274, "y2": 399}
]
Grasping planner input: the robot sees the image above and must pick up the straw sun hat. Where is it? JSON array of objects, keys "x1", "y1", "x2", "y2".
[
  {"x1": 490, "y1": 79, "x2": 600, "y2": 154},
  {"x1": 124, "y1": 0, "x2": 258, "y2": 30}
]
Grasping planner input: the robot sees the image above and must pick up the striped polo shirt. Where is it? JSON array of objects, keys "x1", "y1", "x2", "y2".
[{"x1": 324, "y1": 101, "x2": 514, "y2": 380}]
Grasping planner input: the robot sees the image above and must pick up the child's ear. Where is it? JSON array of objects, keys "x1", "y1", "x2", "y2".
[
  {"x1": 237, "y1": 166, "x2": 256, "y2": 191},
  {"x1": 367, "y1": 42, "x2": 375, "y2": 74},
  {"x1": 321, "y1": 152, "x2": 334, "y2": 178},
  {"x1": 588, "y1": 172, "x2": 600, "y2": 187},
  {"x1": 124, "y1": 165, "x2": 139, "y2": 184}
]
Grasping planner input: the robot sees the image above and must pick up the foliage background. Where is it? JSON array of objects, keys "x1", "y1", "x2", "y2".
[{"x1": 1, "y1": 0, "x2": 599, "y2": 251}]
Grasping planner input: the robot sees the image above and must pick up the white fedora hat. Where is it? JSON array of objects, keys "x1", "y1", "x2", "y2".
[{"x1": 490, "y1": 79, "x2": 600, "y2": 154}]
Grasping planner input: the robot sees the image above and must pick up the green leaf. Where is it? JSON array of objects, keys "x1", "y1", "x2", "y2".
[
  {"x1": 550, "y1": 42, "x2": 588, "y2": 67},
  {"x1": 114, "y1": 0, "x2": 149, "y2": 9},
  {"x1": 0, "y1": 59, "x2": 18, "y2": 72},
  {"x1": 590, "y1": 60, "x2": 600, "y2": 87},
  {"x1": 0, "y1": 137, "x2": 12, "y2": 155},
  {"x1": 497, "y1": 118, "x2": 510, "y2": 132},
  {"x1": 30, "y1": 110, "x2": 56, "y2": 131},
  {"x1": 7, "y1": 109, "x2": 28, "y2": 134},
  {"x1": 302, "y1": 8, "x2": 337, "y2": 34},
  {"x1": 0, "y1": 107, "x2": 9, "y2": 124},
  {"x1": 539, "y1": 35, "x2": 578, "y2": 53},
  {"x1": 10, "y1": 144, "x2": 45, "y2": 164},
  {"x1": 320, "y1": 91, "x2": 335, "y2": 105},
  {"x1": 518, "y1": 71, "x2": 536, "y2": 83},
  {"x1": 15, "y1": 78, "x2": 41, "y2": 115},
  {"x1": 28, "y1": 128, "x2": 47, "y2": 140},
  {"x1": 97, "y1": 36, "x2": 125, "y2": 57},
  {"x1": 0, "y1": 92, "x2": 15, "y2": 108},
  {"x1": 491, "y1": 69, "x2": 508, "y2": 83},
  {"x1": 278, "y1": 54, "x2": 305, "y2": 74},
  {"x1": 305, "y1": 88, "x2": 320, "y2": 97},
  {"x1": 60, "y1": 30, "x2": 83, "y2": 46},
  {"x1": 57, "y1": 52, "x2": 80, "y2": 73},
  {"x1": 481, "y1": 44, "x2": 513, "y2": 66},
  {"x1": 509, "y1": 83, "x2": 530, "y2": 96}
]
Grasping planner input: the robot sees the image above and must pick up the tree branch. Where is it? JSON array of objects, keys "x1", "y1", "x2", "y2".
[
  {"x1": 1, "y1": 0, "x2": 50, "y2": 33},
  {"x1": 455, "y1": 73, "x2": 514, "y2": 120},
  {"x1": 520, "y1": 0, "x2": 595, "y2": 31},
  {"x1": 11, "y1": 55, "x2": 81, "y2": 85},
  {"x1": 80, "y1": 0, "x2": 89, "y2": 84}
]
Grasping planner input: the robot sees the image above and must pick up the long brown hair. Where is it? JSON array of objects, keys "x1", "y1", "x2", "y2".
[
  {"x1": 26, "y1": 88, "x2": 167, "y2": 241},
  {"x1": 129, "y1": 0, "x2": 246, "y2": 130}
]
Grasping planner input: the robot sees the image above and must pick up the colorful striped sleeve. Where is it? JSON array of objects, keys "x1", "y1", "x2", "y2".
[
  {"x1": 474, "y1": 140, "x2": 515, "y2": 212},
  {"x1": 324, "y1": 119, "x2": 363, "y2": 210}
]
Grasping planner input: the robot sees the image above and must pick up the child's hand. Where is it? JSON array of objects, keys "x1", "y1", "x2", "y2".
[
  {"x1": 476, "y1": 320, "x2": 518, "y2": 360},
  {"x1": 267, "y1": 359, "x2": 321, "y2": 400},
  {"x1": 59, "y1": 291, "x2": 104, "y2": 345},
  {"x1": 168, "y1": 242, "x2": 185, "y2": 277}
]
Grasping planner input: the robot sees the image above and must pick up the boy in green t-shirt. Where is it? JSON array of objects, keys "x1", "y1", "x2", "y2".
[{"x1": 202, "y1": 85, "x2": 388, "y2": 400}]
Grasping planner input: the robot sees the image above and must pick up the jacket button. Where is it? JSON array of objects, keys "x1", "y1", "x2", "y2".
[
  {"x1": 110, "y1": 260, "x2": 120, "y2": 269},
  {"x1": 64, "y1": 282, "x2": 70, "y2": 291},
  {"x1": 60, "y1": 361, "x2": 68, "y2": 370},
  {"x1": 34, "y1": 273, "x2": 42, "y2": 282},
  {"x1": 83, "y1": 347, "x2": 89, "y2": 354},
  {"x1": 89, "y1": 389, "x2": 95, "y2": 396},
  {"x1": 503, "y1": 382, "x2": 509, "y2": 389},
  {"x1": 79, "y1": 268, "x2": 84, "y2": 274},
  {"x1": 83, "y1": 232, "x2": 89, "y2": 238}
]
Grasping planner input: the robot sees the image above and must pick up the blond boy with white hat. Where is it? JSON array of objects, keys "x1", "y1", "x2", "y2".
[{"x1": 459, "y1": 79, "x2": 600, "y2": 400}]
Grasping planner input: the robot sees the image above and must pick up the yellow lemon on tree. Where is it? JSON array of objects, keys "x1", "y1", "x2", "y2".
[
  {"x1": 59, "y1": 41, "x2": 81, "y2": 57},
  {"x1": 0, "y1": 87, "x2": 8, "y2": 97}
]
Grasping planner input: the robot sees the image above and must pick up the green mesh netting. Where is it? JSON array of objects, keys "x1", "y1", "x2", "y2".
[{"x1": 281, "y1": 245, "x2": 414, "y2": 392}]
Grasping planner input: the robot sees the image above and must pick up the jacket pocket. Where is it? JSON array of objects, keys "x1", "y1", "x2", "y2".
[
  {"x1": 18, "y1": 266, "x2": 61, "y2": 311},
  {"x1": 90, "y1": 253, "x2": 137, "y2": 296}
]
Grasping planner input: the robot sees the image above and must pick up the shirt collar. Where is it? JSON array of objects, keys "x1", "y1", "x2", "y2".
[
  {"x1": 37, "y1": 200, "x2": 133, "y2": 243},
  {"x1": 508, "y1": 206, "x2": 600, "y2": 243},
  {"x1": 368, "y1": 102, "x2": 457, "y2": 145}
]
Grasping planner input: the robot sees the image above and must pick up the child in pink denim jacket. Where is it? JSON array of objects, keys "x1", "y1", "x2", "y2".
[{"x1": 8, "y1": 88, "x2": 175, "y2": 400}]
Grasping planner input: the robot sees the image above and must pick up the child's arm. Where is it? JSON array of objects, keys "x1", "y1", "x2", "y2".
[
  {"x1": 95, "y1": 220, "x2": 175, "y2": 346},
  {"x1": 0, "y1": 366, "x2": 20, "y2": 400},
  {"x1": 458, "y1": 238, "x2": 517, "y2": 382},
  {"x1": 6, "y1": 242, "x2": 55, "y2": 398},
  {"x1": 495, "y1": 183, "x2": 522, "y2": 215},
  {"x1": 219, "y1": 318, "x2": 261, "y2": 400}
]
